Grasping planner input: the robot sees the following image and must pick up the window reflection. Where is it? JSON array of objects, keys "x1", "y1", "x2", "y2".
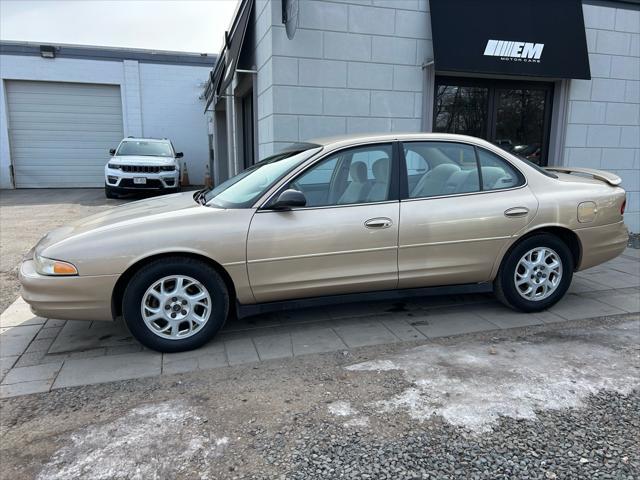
[
  {"x1": 434, "y1": 86, "x2": 488, "y2": 138},
  {"x1": 494, "y1": 89, "x2": 546, "y2": 165},
  {"x1": 433, "y1": 79, "x2": 551, "y2": 166}
]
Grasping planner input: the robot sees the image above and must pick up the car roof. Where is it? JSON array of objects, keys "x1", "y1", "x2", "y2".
[
  {"x1": 307, "y1": 132, "x2": 500, "y2": 150},
  {"x1": 120, "y1": 137, "x2": 170, "y2": 143}
]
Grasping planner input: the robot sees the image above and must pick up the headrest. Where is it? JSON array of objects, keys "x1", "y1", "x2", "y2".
[
  {"x1": 371, "y1": 157, "x2": 390, "y2": 181},
  {"x1": 350, "y1": 161, "x2": 368, "y2": 183}
]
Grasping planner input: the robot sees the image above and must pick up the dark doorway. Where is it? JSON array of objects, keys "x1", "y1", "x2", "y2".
[
  {"x1": 241, "y1": 91, "x2": 255, "y2": 170},
  {"x1": 434, "y1": 77, "x2": 554, "y2": 165}
]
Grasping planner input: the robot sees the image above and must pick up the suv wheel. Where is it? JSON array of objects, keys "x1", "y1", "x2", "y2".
[
  {"x1": 494, "y1": 234, "x2": 573, "y2": 312},
  {"x1": 122, "y1": 257, "x2": 229, "y2": 352}
]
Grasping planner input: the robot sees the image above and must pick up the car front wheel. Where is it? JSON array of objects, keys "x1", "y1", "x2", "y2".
[
  {"x1": 494, "y1": 234, "x2": 573, "y2": 312},
  {"x1": 122, "y1": 257, "x2": 229, "y2": 352}
]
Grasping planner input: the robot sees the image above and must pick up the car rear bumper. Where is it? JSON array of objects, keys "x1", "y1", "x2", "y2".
[
  {"x1": 19, "y1": 259, "x2": 118, "y2": 322},
  {"x1": 575, "y1": 221, "x2": 628, "y2": 271}
]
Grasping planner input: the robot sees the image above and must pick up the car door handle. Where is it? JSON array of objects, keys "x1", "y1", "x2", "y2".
[
  {"x1": 364, "y1": 217, "x2": 393, "y2": 229},
  {"x1": 504, "y1": 207, "x2": 529, "y2": 218}
]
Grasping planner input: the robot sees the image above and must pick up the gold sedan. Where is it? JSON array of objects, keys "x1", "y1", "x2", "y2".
[{"x1": 20, "y1": 134, "x2": 629, "y2": 352}]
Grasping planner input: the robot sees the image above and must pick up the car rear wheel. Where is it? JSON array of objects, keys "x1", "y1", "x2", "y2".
[
  {"x1": 494, "y1": 234, "x2": 573, "y2": 312},
  {"x1": 122, "y1": 257, "x2": 229, "y2": 352}
]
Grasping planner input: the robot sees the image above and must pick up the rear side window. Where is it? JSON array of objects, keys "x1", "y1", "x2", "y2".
[
  {"x1": 477, "y1": 148, "x2": 525, "y2": 190},
  {"x1": 404, "y1": 142, "x2": 479, "y2": 198}
]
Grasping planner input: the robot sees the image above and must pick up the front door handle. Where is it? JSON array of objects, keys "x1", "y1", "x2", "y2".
[
  {"x1": 364, "y1": 217, "x2": 392, "y2": 229},
  {"x1": 504, "y1": 207, "x2": 529, "y2": 218}
]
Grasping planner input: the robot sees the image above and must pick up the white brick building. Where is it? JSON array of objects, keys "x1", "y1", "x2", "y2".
[
  {"x1": 0, "y1": 42, "x2": 215, "y2": 188},
  {"x1": 205, "y1": 0, "x2": 639, "y2": 232}
]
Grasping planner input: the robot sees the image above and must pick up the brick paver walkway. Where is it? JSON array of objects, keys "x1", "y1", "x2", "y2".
[{"x1": 1, "y1": 249, "x2": 638, "y2": 398}]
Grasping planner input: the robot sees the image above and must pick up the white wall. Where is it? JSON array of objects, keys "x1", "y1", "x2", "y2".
[
  {"x1": 253, "y1": 0, "x2": 431, "y2": 160},
  {"x1": 0, "y1": 53, "x2": 211, "y2": 188},
  {"x1": 139, "y1": 63, "x2": 211, "y2": 183},
  {"x1": 564, "y1": 3, "x2": 640, "y2": 232}
]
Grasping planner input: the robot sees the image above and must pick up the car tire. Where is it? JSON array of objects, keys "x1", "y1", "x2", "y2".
[
  {"x1": 105, "y1": 185, "x2": 118, "y2": 199},
  {"x1": 122, "y1": 257, "x2": 229, "y2": 353},
  {"x1": 494, "y1": 233, "x2": 573, "y2": 312}
]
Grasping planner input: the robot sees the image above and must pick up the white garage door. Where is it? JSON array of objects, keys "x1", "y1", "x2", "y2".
[{"x1": 6, "y1": 80, "x2": 124, "y2": 188}]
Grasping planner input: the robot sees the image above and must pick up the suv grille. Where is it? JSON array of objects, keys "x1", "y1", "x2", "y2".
[{"x1": 121, "y1": 165, "x2": 162, "y2": 173}]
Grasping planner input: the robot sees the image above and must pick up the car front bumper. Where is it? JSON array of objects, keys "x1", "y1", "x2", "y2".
[
  {"x1": 575, "y1": 220, "x2": 629, "y2": 271},
  {"x1": 105, "y1": 166, "x2": 179, "y2": 191},
  {"x1": 19, "y1": 259, "x2": 118, "y2": 322}
]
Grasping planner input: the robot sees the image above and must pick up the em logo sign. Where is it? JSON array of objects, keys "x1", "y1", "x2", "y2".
[{"x1": 483, "y1": 39, "x2": 544, "y2": 63}]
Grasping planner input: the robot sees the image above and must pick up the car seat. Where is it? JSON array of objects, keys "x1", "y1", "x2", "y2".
[
  {"x1": 411, "y1": 163, "x2": 460, "y2": 197},
  {"x1": 442, "y1": 169, "x2": 480, "y2": 194},
  {"x1": 338, "y1": 161, "x2": 370, "y2": 204},
  {"x1": 367, "y1": 157, "x2": 390, "y2": 202},
  {"x1": 481, "y1": 166, "x2": 505, "y2": 190}
]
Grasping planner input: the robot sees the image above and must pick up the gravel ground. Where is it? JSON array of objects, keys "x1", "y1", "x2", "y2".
[
  {"x1": 281, "y1": 390, "x2": 639, "y2": 480},
  {"x1": 1, "y1": 315, "x2": 638, "y2": 480}
]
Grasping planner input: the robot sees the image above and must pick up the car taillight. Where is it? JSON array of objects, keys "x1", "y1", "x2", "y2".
[{"x1": 621, "y1": 198, "x2": 626, "y2": 215}]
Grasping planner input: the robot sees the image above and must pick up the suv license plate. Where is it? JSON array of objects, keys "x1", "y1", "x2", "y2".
[{"x1": 133, "y1": 177, "x2": 147, "y2": 184}]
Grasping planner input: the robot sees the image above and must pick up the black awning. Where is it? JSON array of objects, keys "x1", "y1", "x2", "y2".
[
  {"x1": 204, "y1": 0, "x2": 254, "y2": 111},
  {"x1": 430, "y1": 0, "x2": 591, "y2": 80}
]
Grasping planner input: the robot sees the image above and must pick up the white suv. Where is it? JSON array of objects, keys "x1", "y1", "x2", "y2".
[{"x1": 105, "y1": 137, "x2": 183, "y2": 198}]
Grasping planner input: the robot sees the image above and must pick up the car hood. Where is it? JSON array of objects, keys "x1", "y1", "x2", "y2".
[
  {"x1": 36, "y1": 192, "x2": 203, "y2": 252},
  {"x1": 110, "y1": 155, "x2": 176, "y2": 166}
]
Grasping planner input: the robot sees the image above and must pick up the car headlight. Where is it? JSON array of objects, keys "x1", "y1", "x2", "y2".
[
  {"x1": 34, "y1": 253, "x2": 78, "y2": 276},
  {"x1": 107, "y1": 163, "x2": 121, "y2": 169},
  {"x1": 160, "y1": 165, "x2": 176, "y2": 171}
]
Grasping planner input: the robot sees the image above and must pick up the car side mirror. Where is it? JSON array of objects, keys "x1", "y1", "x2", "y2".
[
  {"x1": 175, "y1": 152, "x2": 184, "y2": 159},
  {"x1": 109, "y1": 148, "x2": 116, "y2": 156},
  {"x1": 270, "y1": 189, "x2": 306, "y2": 210}
]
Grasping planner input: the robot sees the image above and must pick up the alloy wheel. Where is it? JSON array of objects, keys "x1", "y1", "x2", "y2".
[
  {"x1": 514, "y1": 247, "x2": 563, "y2": 301},
  {"x1": 141, "y1": 275, "x2": 212, "y2": 339}
]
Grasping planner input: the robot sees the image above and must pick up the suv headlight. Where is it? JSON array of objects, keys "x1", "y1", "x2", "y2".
[
  {"x1": 107, "y1": 163, "x2": 121, "y2": 169},
  {"x1": 160, "y1": 165, "x2": 176, "y2": 172},
  {"x1": 34, "y1": 253, "x2": 78, "y2": 276}
]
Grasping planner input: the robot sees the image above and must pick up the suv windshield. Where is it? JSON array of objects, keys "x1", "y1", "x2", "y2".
[
  {"x1": 204, "y1": 144, "x2": 322, "y2": 208},
  {"x1": 116, "y1": 141, "x2": 174, "y2": 157}
]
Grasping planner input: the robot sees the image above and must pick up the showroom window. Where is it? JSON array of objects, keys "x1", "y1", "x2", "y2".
[{"x1": 434, "y1": 77, "x2": 554, "y2": 166}]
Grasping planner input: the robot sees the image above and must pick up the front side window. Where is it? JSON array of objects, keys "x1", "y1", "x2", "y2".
[
  {"x1": 204, "y1": 145, "x2": 322, "y2": 208},
  {"x1": 288, "y1": 144, "x2": 393, "y2": 207},
  {"x1": 116, "y1": 141, "x2": 174, "y2": 157},
  {"x1": 477, "y1": 148, "x2": 525, "y2": 190},
  {"x1": 404, "y1": 142, "x2": 479, "y2": 198}
]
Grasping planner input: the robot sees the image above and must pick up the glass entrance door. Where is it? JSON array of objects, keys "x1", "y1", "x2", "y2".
[{"x1": 434, "y1": 77, "x2": 554, "y2": 165}]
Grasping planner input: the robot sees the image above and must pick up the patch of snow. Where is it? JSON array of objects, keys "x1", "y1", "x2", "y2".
[
  {"x1": 37, "y1": 401, "x2": 227, "y2": 480},
  {"x1": 328, "y1": 400, "x2": 358, "y2": 417},
  {"x1": 346, "y1": 320, "x2": 640, "y2": 433},
  {"x1": 343, "y1": 416, "x2": 369, "y2": 428}
]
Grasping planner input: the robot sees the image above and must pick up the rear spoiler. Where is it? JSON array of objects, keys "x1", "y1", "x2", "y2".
[{"x1": 544, "y1": 167, "x2": 622, "y2": 186}]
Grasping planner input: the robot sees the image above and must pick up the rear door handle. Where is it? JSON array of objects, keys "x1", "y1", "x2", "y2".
[
  {"x1": 364, "y1": 217, "x2": 392, "y2": 229},
  {"x1": 504, "y1": 207, "x2": 529, "y2": 218}
]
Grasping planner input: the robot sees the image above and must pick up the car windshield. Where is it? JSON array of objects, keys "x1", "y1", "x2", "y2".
[
  {"x1": 116, "y1": 141, "x2": 173, "y2": 157},
  {"x1": 204, "y1": 144, "x2": 322, "y2": 208}
]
